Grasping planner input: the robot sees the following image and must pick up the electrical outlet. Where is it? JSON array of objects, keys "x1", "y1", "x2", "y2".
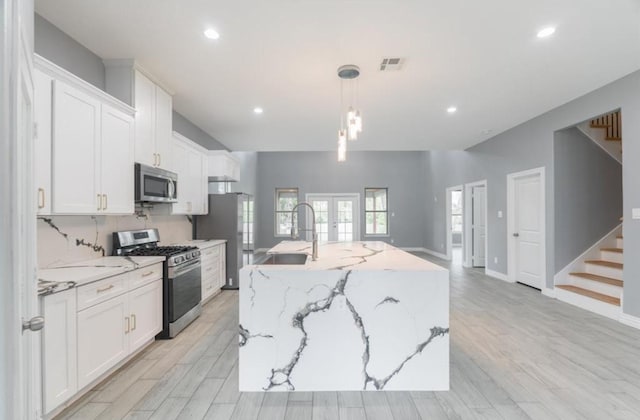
[
  {"x1": 390, "y1": 238, "x2": 394, "y2": 243},
  {"x1": 633, "y1": 208, "x2": 640, "y2": 219},
  {"x1": 391, "y1": 212, "x2": 395, "y2": 217},
  {"x1": 494, "y1": 257, "x2": 498, "y2": 264},
  {"x1": 434, "y1": 196, "x2": 438, "y2": 202},
  {"x1": 497, "y1": 210, "x2": 503, "y2": 218}
]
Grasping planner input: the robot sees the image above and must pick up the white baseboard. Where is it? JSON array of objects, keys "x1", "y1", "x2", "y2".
[
  {"x1": 542, "y1": 287, "x2": 556, "y2": 298},
  {"x1": 422, "y1": 248, "x2": 448, "y2": 260},
  {"x1": 254, "y1": 248, "x2": 269, "y2": 253},
  {"x1": 619, "y1": 313, "x2": 640, "y2": 330},
  {"x1": 485, "y1": 268, "x2": 510, "y2": 282},
  {"x1": 400, "y1": 247, "x2": 427, "y2": 252}
]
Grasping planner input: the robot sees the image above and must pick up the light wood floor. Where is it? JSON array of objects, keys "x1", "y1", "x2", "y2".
[{"x1": 56, "y1": 253, "x2": 640, "y2": 420}]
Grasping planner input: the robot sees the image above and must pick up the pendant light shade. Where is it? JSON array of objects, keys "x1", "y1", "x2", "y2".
[{"x1": 337, "y1": 130, "x2": 347, "y2": 162}]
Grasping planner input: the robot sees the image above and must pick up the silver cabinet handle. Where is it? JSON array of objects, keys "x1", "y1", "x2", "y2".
[
  {"x1": 513, "y1": 233, "x2": 520, "y2": 237},
  {"x1": 142, "y1": 270, "x2": 154, "y2": 277},
  {"x1": 131, "y1": 314, "x2": 136, "y2": 331},
  {"x1": 158, "y1": 153, "x2": 161, "y2": 167},
  {"x1": 97, "y1": 194, "x2": 102, "y2": 210},
  {"x1": 102, "y1": 194, "x2": 108, "y2": 211},
  {"x1": 125, "y1": 316, "x2": 130, "y2": 334}
]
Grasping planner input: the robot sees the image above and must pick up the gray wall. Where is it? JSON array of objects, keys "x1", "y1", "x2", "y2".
[
  {"x1": 172, "y1": 111, "x2": 228, "y2": 150},
  {"x1": 554, "y1": 127, "x2": 622, "y2": 272},
  {"x1": 255, "y1": 151, "x2": 426, "y2": 250},
  {"x1": 35, "y1": 14, "x2": 105, "y2": 90},
  {"x1": 424, "y1": 69, "x2": 640, "y2": 318},
  {"x1": 229, "y1": 152, "x2": 258, "y2": 196}
]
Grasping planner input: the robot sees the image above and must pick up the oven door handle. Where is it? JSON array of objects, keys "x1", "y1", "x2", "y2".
[{"x1": 171, "y1": 260, "x2": 201, "y2": 277}]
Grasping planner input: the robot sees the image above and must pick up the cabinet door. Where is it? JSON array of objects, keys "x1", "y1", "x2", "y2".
[
  {"x1": 129, "y1": 280, "x2": 162, "y2": 353},
  {"x1": 52, "y1": 80, "x2": 100, "y2": 214},
  {"x1": 154, "y1": 86, "x2": 172, "y2": 170},
  {"x1": 133, "y1": 70, "x2": 156, "y2": 167},
  {"x1": 42, "y1": 289, "x2": 77, "y2": 414},
  {"x1": 186, "y1": 147, "x2": 202, "y2": 214},
  {"x1": 218, "y1": 244, "x2": 227, "y2": 290},
  {"x1": 100, "y1": 105, "x2": 135, "y2": 214},
  {"x1": 34, "y1": 69, "x2": 52, "y2": 215},
  {"x1": 77, "y1": 294, "x2": 128, "y2": 389},
  {"x1": 170, "y1": 137, "x2": 190, "y2": 214},
  {"x1": 200, "y1": 152, "x2": 209, "y2": 214}
]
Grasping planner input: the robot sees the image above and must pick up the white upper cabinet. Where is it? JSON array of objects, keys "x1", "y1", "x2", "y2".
[
  {"x1": 100, "y1": 105, "x2": 135, "y2": 214},
  {"x1": 34, "y1": 69, "x2": 53, "y2": 215},
  {"x1": 52, "y1": 80, "x2": 101, "y2": 214},
  {"x1": 171, "y1": 132, "x2": 209, "y2": 215},
  {"x1": 36, "y1": 54, "x2": 136, "y2": 215},
  {"x1": 208, "y1": 150, "x2": 240, "y2": 182},
  {"x1": 105, "y1": 62, "x2": 173, "y2": 170}
]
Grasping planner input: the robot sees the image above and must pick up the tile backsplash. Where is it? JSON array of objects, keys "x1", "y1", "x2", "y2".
[{"x1": 37, "y1": 211, "x2": 192, "y2": 268}]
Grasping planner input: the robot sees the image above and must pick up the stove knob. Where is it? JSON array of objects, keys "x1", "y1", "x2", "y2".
[{"x1": 185, "y1": 253, "x2": 191, "y2": 260}]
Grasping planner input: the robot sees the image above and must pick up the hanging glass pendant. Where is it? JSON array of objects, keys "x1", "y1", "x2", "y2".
[
  {"x1": 355, "y1": 110, "x2": 362, "y2": 133},
  {"x1": 347, "y1": 107, "x2": 358, "y2": 140},
  {"x1": 338, "y1": 130, "x2": 347, "y2": 162}
]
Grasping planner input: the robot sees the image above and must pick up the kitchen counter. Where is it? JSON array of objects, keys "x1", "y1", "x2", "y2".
[
  {"x1": 38, "y1": 256, "x2": 165, "y2": 294},
  {"x1": 239, "y1": 241, "x2": 449, "y2": 392},
  {"x1": 172, "y1": 239, "x2": 227, "y2": 249}
]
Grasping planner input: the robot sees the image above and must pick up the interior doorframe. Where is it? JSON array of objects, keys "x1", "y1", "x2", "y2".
[
  {"x1": 463, "y1": 180, "x2": 488, "y2": 270},
  {"x1": 507, "y1": 167, "x2": 547, "y2": 289},
  {"x1": 304, "y1": 193, "x2": 361, "y2": 241},
  {"x1": 445, "y1": 185, "x2": 464, "y2": 261}
]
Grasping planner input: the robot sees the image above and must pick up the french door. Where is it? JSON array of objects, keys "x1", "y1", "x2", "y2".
[{"x1": 306, "y1": 194, "x2": 360, "y2": 242}]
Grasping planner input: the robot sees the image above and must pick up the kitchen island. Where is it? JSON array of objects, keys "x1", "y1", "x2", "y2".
[{"x1": 239, "y1": 241, "x2": 449, "y2": 392}]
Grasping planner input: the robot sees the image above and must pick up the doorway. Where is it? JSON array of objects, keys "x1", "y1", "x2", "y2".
[
  {"x1": 445, "y1": 185, "x2": 464, "y2": 264},
  {"x1": 464, "y1": 181, "x2": 487, "y2": 268},
  {"x1": 305, "y1": 194, "x2": 360, "y2": 242},
  {"x1": 508, "y1": 167, "x2": 546, "y2": 290}
]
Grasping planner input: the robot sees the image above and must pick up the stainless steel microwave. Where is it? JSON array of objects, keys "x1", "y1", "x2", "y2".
[{"x1": 134, "y1": 163, "x2": 178, "y2": 203}]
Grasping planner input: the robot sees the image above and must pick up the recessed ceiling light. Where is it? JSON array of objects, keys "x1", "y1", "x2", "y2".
[
  {"x1": 204, "y1": 28, "x2": 220, "y2": 40},
  {"x1": 253, "y1": 107, "x2": 264, "y2": 114},
  {"x1": 447, "y1": 106, "x2": 457, "y2": 114},
  {"x1": 537, "y1": 26, "x2": 556, "y2": 38}
]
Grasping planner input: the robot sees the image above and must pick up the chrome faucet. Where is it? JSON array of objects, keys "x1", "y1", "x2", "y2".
[{"x1": 290, "y1": 202, "x2": 318, "y2": 261}]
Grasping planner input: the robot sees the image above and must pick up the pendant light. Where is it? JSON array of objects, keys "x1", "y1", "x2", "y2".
[{"x1": 337, "y1": 64, "x2": 363, "y2": 160}]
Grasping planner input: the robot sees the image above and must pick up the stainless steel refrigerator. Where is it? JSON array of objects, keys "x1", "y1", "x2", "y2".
[{"x1": 193, "y1": 193, "x2": 253, "y2": 289}]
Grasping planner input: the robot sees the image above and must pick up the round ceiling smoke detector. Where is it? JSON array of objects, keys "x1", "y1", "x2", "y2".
[{"x1": 337, "y1": 65, "x2": 360, "y2": 79}]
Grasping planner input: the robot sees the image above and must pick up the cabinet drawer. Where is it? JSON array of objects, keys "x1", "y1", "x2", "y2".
[
  {"x1": 202, "y1": 260, "x2": 218, "y2": 279},
  {"x1": 201, "y1": 245, "x2": 221, "y2": 259},
  {"x1": 77, "y1": 274, "x2": 127, "y2": 311},
  {"x1": 130, "y1": 263, "x2": 163, "y2": 289}
]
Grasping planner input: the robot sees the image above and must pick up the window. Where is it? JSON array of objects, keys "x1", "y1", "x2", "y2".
[
  {"x1": 275, "y1": 188, "x2": 298, "y2": 236},
  {"x1": 365, "y1": 188, "x2": 388, "y2": 235},
  {"x1": 451, "y1": 190, "x2": 463, "y2": 233}
]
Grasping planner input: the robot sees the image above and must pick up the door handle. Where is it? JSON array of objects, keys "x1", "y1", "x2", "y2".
[
  {"x1": 38, "y1": 188, "x2": 45, "y2": 209},
  {"x1": 513, "y1": 233, "x2": 520, "y2": 237},
  {"x1": 22, "y1": 316, "x2": 45, "y2": 332}
]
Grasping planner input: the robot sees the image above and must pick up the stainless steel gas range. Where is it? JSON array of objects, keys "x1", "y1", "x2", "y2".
[{"x1": 112, "y1": 228, "x2": 202, "y2": 338}]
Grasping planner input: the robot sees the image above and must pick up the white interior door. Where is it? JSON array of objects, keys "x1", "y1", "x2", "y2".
[
  {"x1": 513, "y1": 174, "x2": 543, "y2": 289},
  {"x1": 472, "y1": 186, "x2": 486, "y2": 267},
  {"x1": 306, "y1": 194, "x2": 359, "y2": 242}
]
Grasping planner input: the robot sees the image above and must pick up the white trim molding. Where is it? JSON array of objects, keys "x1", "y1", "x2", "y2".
[
  {"x1": 507, "y1": 166, "x2": 547, "y2": 290},
  {"x1": 423, "y1": 248, "x2": 449, "y2": 260},
  {"x1": 445, "y1": 184, "x2": 464, "y2": 261},
  {"x1": 542, "y1": 287, "x2": 556, "y2": 298},
  {"x1": 485, "y1": 269, "x2": 510, "y2": 282},
  {"x1": 619, "y1": 313, "x2": 640, "y2": 330},
  {"x1": 463, "y1": 180, "x2": 488, "y2": 269}
]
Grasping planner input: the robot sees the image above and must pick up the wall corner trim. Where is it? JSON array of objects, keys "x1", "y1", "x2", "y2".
[
  {"x1": 422, "y1": 248, "x2": 449, "y2": 260},
  {"x1": 542, "y1": 287, "x2": 556, "y2": 298},
  {"x1": 485, "y1": 269, "x2": 510, "y2": 282},
  {"x1": 619, "y1": 313, "x2": 640, "y2": 330}
]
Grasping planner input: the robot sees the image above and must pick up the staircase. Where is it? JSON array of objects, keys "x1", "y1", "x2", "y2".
[
  {"x1": 576, "y1": 110, "x2": 622, "y2": 164},
  {"x1": 555, "y1": 226, "x2": 623, "y2": 320}
]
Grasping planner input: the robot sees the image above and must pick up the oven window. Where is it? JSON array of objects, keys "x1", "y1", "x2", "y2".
[{"x1": 144, "y1": 175, "x2": 168, "y2": 197}]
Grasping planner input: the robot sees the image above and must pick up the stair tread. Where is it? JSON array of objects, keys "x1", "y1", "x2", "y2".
[
  {"x1": 556, "y1": 285, "x2": 620, "y2": 306},
  {"x1": 601, "y1": 247, "x2": 623, "y2": 253},
  {"x1": 585, "y1": 260, "x2": 623, "y2": 269},
  {"x1": 617, "y1": 235, "x2": 623, "y2": 239},
  {"x1": 569, "y1": 272, "x2": 623, "y2": 287}
]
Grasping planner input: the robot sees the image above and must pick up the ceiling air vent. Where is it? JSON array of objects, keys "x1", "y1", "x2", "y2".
[{"x1": 379, "y1": 57, "x2": 404, "y2": 71}]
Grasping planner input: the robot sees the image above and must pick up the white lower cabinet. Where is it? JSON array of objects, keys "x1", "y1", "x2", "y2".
[
  {"x1": 77, "y1": 293, "x2": 129, "y2": 388},
  {"x1": 200, "y1": 243, "x2": 226, "y2": 301},
  {"x1": 41, "y1": 263, "x2": 163, "y2": 415},
  {"x1": 42, "y1": 288, "x2": 77, "y2": 414}
]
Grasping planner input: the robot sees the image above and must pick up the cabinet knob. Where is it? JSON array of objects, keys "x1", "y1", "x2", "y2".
[{"x1": 22, "y1": 316, "x2": 45, "y2": 332}]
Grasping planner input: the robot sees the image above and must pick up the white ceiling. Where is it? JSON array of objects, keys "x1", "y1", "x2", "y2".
[{"x1": 35, "y1": 0, "x2": 640, "y2": 151}]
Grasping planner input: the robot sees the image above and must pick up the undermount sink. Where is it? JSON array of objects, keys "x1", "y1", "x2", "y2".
[{"x1": 260, "y1": 253, "x2": 308, "y2": 265}]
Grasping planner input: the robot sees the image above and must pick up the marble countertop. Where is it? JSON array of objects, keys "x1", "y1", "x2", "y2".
[
  {"x1": 38, "y1": 256, "x2": 165, "y2": 294},
  {"x1": 172, "y1": 239, "x2": 227, "y2": 249},
  {"x1": 250, "y1": 241, "x2": 446, "y2": 271}
]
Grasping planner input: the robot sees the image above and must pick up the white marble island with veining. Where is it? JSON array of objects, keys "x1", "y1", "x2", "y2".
[{"x1": 239, "y1": 241, "x2": 449, "y2": 392}]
